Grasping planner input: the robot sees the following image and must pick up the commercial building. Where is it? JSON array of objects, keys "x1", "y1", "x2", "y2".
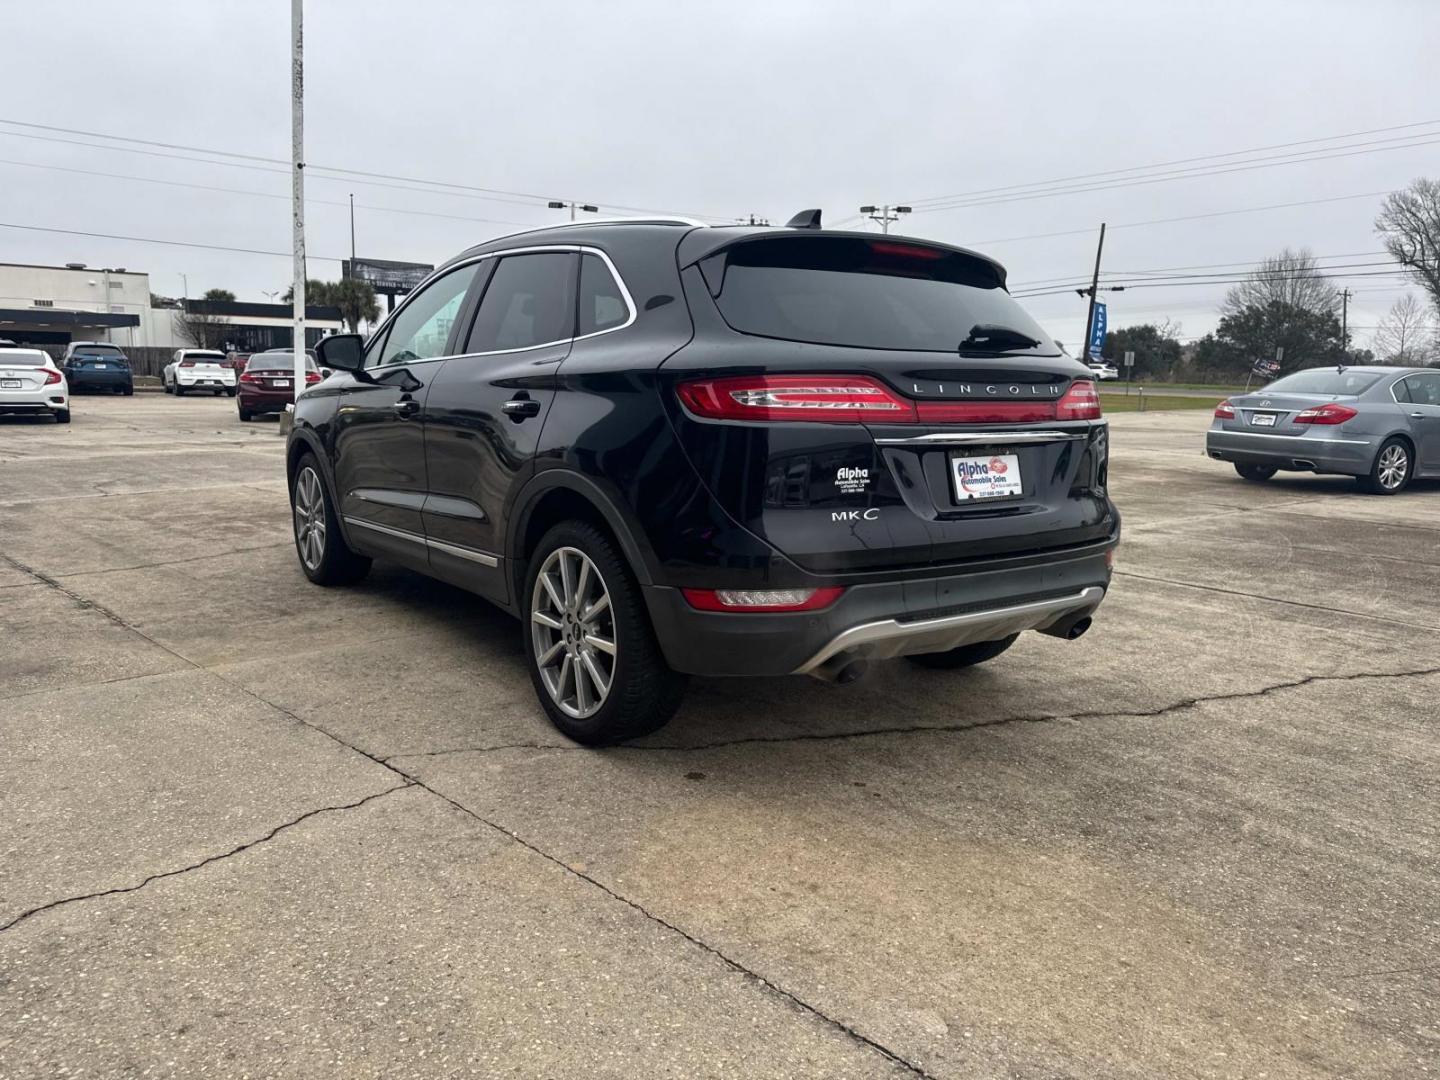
[{"x1": 0, "y1": 261, "x2": 343, "y2": 350}]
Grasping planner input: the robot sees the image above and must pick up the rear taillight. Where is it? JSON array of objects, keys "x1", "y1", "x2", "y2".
[
  {"x1": 44, "y1": 368, "x2": 63, "y2": 385},
  {"x1": 1214, "y1": 400, "x2": 1236, "y2": 419},
  {"x1": 1294, "y1": 403, "x2": 1357, "y2": 425},
  {"x1": 239, "y1": 372, "x2": 261, "y2": 384},
  {"x1": 304, "y1": 372, "x2": 321, "y2": 384},
  {"x1": 681, "y1": 586, "x2": 845, "y2": 613},
  {"x1": 676, "y1": 375, "x2": 1104, "y2": 425},
  {"x1": 179, "y1": 360, "x2": 195, "y2": 368},
  {"x1": 676, "y1": 375, "x2": 913, "y2": 423},
  {"x1": 1055, "y1": 379, "x2": 1102, "y2": 420}
]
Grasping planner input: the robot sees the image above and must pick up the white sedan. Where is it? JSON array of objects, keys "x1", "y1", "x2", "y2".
[
  {"x1": 163, "y1": 349, "x2": 237, "y2": 396},
  {"x1": 0, "y1": 348, "x2": 70, "y2": 423},
  {"x1": 1087, "y1": 361, "x2": 1120, "y2": 381}
]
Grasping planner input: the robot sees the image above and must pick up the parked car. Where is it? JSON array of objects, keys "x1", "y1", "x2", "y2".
[
  {"x1": 163, "y1": 349, "x2": 236, "y2": 396},
  {"x1": 1206, "y1": 366, "x2": 1440, "y2": 494},
  {"x1": 287, "y1": 216, "x2": 1118, "y2": 744},
  {"x1": 223, "y1": 351, "x2": 253, "y2": 378},
  {"x1": 61, "y1": 342, "x2": 133, "y2": 395},
  {"x1": 237, "y1": 351, "x2": 321, "y2": 420},
  {"x1": 1087, "y1": 361, "x2": 1120, "y2": 381},
  {"x1": 0, "y1": 348, "x2": 70, "y2": 423}
]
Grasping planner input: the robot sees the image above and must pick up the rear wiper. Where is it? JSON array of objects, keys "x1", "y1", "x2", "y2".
[{"x1": 958, "y1": 324, "x2": 1043, "y2": 353}]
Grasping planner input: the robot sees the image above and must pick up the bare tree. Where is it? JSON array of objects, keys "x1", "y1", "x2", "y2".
[
  {"x1": 1221, "y1": 248, "x2": 1339, "y2": 319},
  {"x1": 172, "y1": 306, "x2": 228, "y2": 349},
  {"x1": 1375, "y1": 178, "x2": 1440, "y2": 317},
  {"x1": 1372, "y1": 293, "x2": 1436, "y2": 366}
]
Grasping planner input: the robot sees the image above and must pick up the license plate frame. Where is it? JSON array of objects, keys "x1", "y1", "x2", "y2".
[
  {"x1": 1250, "y1": 412, "x2": 1278, "y2": 427},
  {"x1": 272, "y1": 379, "x2": 291, "y2": 388},
  {"x1": 1, "y1": 379, "x2": 21, "y2": 389},
  {"x1": 950, "y1": 453, "x2": 1024, "y2": 502}
]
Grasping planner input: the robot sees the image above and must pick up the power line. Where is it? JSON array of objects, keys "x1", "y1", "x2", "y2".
[
  {"x1": 911, "y1": 134, "x2": 1440, "y2": 215},
  {"x1": 903, "y1": 118, "x2": 1440, "y2": 206},
  {"x1": 1010, "y1": 253, "x2": 1395, "y2": 291},
  {"x1": 1012, "y1": 268, "x2": 1414, "y2": 300},
  {"x1": 0, "y1": 220, "x2": 348, "y2": 262}
]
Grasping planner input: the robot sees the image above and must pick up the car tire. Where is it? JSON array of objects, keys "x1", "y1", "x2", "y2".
[
  {"x1": 123, "y1": 386, "x2": 133, "y2": 396},
  {"x1": 174, "y1": 384, "x2": 185, "y2": 397},
  {"x1": 53, "y1": 409, "x2": 71, "y2": 425},
  {"x1": 1360, "y1": 437, "x2": 1412, "y2": 495},
  {"x1": 523, "y1": 521, "x2": 686, "y2": 745},
  {"x1": 226, "y1": 389, "x2": 236, "y2": 397},
  {"x1": 290, "y1": 454, "x2": 370, "y2": 586},
  {"x1": 1234, "y1": 463, "x2": 1277, "y2": 482},
  {"x1": 905, "y1": 634, "x2": 1019, "y2": 670},
  {"x1": 238, "y1": 407, "x2": 253, "y2": 422}
]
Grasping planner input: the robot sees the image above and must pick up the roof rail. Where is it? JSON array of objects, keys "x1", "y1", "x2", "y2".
[{"x1": 487, "y1": 216, "x2": 711, "y2": 243}]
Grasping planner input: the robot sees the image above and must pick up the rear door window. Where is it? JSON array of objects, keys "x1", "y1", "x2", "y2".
[
  {"x1": 1406, "y1": 373, "x2": 1440, "y2": 406},
  {"x1": 577, "y1": 253, "x2": 630, "y2": 336},
  {"x1": 465, "y1": 253, "x2": 577, "y2": 353},
  {"x1": 700, "y1": 236, "x2": 1056, "y2": 354}
]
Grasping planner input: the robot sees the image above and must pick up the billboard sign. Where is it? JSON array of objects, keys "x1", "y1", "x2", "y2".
[{"x1": 342, "y1": 258, "x2": 435, "y2": 295}]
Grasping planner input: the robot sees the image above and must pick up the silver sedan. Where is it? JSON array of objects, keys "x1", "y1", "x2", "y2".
[{"x1": 1206, "y1": 366, "x2": 1440, "y2": 494}]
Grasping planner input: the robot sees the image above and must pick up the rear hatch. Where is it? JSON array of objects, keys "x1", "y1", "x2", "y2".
[
  {"x1": 664, "y1": 233, "x2": 1114, "y2": 575},
  {"x1": 241, "y1": 357, "x2": 314, "y2": 396},
  {"x1": 72, "y1": 349, "x2": 127, "y2": 375},
  {"x1": 180, "y1": 353, "x2": 233, "y2": 384}
]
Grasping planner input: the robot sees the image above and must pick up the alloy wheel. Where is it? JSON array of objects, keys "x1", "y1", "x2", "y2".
[
  {"x1": 292, "y1": 466, "x2": 327, "y2": 570},
  {"x1": 531, "y1": 546, "x2": 617, "y2": 719},
  {"x1": 1378, "y1": 444, "x2": 1408, "y2": 490}
]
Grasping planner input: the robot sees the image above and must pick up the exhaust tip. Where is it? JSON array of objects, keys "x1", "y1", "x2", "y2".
[
  {"x1": 1065, "y1": 616, "x2": 1092, "y2": 640},
  {"x1": 835, "y1": 660, "x2": 869, "y2": 685}
]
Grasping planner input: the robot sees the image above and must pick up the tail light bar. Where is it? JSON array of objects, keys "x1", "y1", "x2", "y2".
[
  {"x1": 179, "y1": 360, "x2": 196, "y2": 368},
  {"x1": 677, "y1": 376, "x2": 1102, "y2": 424},
  {"x1": 239, "y1": 372, "x2": 262, "y2": 384},
  {"x1": 1214, "y1": 400, "x2": 1236, "y2": 419},
  {"x1": 681, "y1": 586, "x2": 844, "y2": 613},
  {"x1": 304, "y1": 371, "x2": 322, "y2": 384},
  {"x1": 44, "y1": 368, "x2": 63, "y2": 385},
  {"x1": 1294, "y1": 403, "x2": 1357, "y2": 425}
]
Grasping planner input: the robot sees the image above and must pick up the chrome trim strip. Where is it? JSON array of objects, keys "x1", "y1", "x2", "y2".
[
  {"x1": 426, "y1": 536, "x2": 500, "y2": 568},
  {"x1": 1206, "y1": 431, "x2": 1371, "y2": 445},
  {"x1": 874, "y1": 430, "x2": 1089, "y2": 446},
  {"x1": 794, "y1": 586, "x2": 1105, "y2": 676},
  {"x1": 367, "y1": 245, "x2": 637, "y2": 370},
  {"x1": 343, "y1": 515, "x2": 500, "y2": 568}
]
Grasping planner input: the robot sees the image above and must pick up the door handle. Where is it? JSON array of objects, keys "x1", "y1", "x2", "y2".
[
  {"x1": 393, "y1": 398, "x2": 420, "y2": 419},
  {"x1": 502, "y1": 398, "x2": 542, "y2": 419},
  {"x1": 1412, "y1": 412, "x2": 1426, "y2": 419}
]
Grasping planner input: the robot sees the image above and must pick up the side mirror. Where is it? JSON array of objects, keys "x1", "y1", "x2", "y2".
[{"x1": 315, "y1": 334, "x2": 363, "y2": 372}]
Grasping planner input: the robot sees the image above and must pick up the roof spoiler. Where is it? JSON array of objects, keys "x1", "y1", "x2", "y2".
[{"x1": 785, "y1": 209, "x2": 823, "y2": 230}]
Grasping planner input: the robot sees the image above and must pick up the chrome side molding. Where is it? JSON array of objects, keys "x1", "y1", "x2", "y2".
[{"x1": 343, "y1": 516, "x2": 500, "y2": 568}]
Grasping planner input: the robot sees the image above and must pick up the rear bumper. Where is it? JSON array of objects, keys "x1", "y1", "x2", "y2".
[
  {"x1": 0, "y1": 399, "x2": 66, "y2": 413},
  {"x1": 643, "y1": 537, "x2": 1115, "y2": 678},
  {"x1": 238, "y1": 389, "x2": 295, "y2": 412},
  {"x1": 177, "y1": 376, "x2": 234, "y2": 388},
  {"x1": 1205, "y1": 429, "x2": 1376, "y2": 475},
  {"x1": 68, "y1": 371, "x2": 130, "y2": 389}
]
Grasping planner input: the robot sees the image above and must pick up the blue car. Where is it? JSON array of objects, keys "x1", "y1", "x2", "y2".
[
  {"x1": 1206, "y1": 366, "x2": 1440, "y2": 494},
  {"x1": 62, "y1": 342, "x2": 134, "y2": 395}
]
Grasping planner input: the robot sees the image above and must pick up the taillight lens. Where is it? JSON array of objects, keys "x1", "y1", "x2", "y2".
[
  {"x1": 1055, "y1": 379, "x2": 1102, "y2": 420},
  {"x1": 681, "y1": 586, "x2": 844, "y2": 612},
  {"x1": 1214, "y1": 400, "x2": 1236, "y2": 419},
  {"x1": 305, "y1": 372, "x2": 321, "y2": 384},
  {"x1": 677, "y1": 375, "x2": 913, "y2": 423},
  {"x1": 239, "y1": 372, "x2": 261, "y2": 384},
  {"x1": 44, "y1": 368, "x2": 63, "y2": 385},
  {"x1": 1294, "y1": 403, "x2": 1357, "y2": 425},
  {"x1": 179, "y1": 360, "x2": 195, "y2": 368}
]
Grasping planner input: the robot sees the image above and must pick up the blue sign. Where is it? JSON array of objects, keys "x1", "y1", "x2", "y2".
[{"x1": 1087, "y1": 302, "x2": 1108, "y2": 359}]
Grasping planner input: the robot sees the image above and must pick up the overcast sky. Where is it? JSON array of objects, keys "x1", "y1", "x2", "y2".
[{"x1": 5, "y1": 0, "x2": 1438, "y2": 349}]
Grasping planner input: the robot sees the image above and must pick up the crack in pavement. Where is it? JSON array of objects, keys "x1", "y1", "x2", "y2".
[
  {"x1": 385, "y1": 664, "x2": 1440, "y2": 761},
  {"x1": 2, "y1": 551, "x2": 935, "y2": 1078},
  {"x1": 1114, "y1": 569, "x2": 1440, "y2": 633},
  {"x1": 0, "y1": 785, "x2": 411, "y2": 934},
  {"x1": 51, "y1": 542, "x2": 291, "y2": 579}
]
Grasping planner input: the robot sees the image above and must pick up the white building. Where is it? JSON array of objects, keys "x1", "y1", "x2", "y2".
[{"x1": 0, "y1": 262, "x2": 343, "y2": 351}]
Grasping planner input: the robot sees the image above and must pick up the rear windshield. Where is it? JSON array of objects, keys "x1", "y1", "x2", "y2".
[
  {"x1": 1263, "y1": 369, "x2": 1383, "y2": 396},
  {"x1": 0, "y1": 353, "x2": 48, "y2": 366},
  {"x1": 701, "y1": 236, "x2": 1057, "y2": 355},
  {"x1": 247, "y1": 354, "x2": 317, "y2": 371},
  {"x1": 74, "y1": 345, "x2": 124, "y2": 357},
  {"x1": 183, "y1": 353, "x2": 225, "y2": 362}
]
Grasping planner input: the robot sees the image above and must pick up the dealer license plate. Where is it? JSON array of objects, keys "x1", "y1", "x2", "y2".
[
  {"x1": 1, "y1": 379, "x2": 21, "y2": 388},
  {"x1": 1250, "y1": 412, "x2": 1277, "y2": 427},
  {"x1": 951, "y1": 453, "x2": 1023, "y2": 501},
  {"x1": 273, "y1": 379, "x2": 290, "y2": 388}
]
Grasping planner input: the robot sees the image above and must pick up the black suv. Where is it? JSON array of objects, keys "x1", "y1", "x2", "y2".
[{"x1": 290, "y1": 215, "x2": 1118, "y2": 744}]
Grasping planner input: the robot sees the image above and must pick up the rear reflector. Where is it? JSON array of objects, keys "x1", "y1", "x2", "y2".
[
  {"x1": 677, "y1": 375, "x2": 1103, "y2": 425},
  {"x1": 681, "y1": 586, "x2": 844, "y2": 612},
  {"x1": 1214, "y1": 400, "x2": 1236, "y2": 419},
  {"x1": 1294, "y1": 403, "x2": 1357, "y2": 425}
]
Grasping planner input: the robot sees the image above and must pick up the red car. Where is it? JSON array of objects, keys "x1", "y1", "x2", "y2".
[{"x1": 236, "y1": 352, "x2": 321, "y2": 421}]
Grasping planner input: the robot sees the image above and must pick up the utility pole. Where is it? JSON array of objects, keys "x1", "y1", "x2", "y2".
[
  {"x1": 548, "y1": 200, "x2": 598, "y2": 221},
  {"x1": 1340, "y1": 288, "x2": 1352, "y2": 353},
  {"x1": 348, "y1": 193, "x2": 356, "y2": 271},
  {"x1": 1079, "y1": 223, "x2": 1107, "y2": 360},
  {"x1": 858, "y1": 204, "x2": 912, "y2": 234},
  {"x1": 291, "y1": 0, "x2": 306, "y2": 398}
]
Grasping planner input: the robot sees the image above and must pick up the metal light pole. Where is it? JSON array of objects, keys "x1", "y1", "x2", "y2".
[
  {"x1": 859, "y1": 205, "x2": 912, "y2": 234},
  {"x1": 290, "y1": 0, "x2": 306, "y2": 414},
  {"x1": 349, "y1": 193, "x2": 356, "y2": 269}
]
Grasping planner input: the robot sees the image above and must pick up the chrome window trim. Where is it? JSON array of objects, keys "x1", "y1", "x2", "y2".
[
  {"x1": 343, "y1": 516, "x2": 500, "y2": 568},
  {"x1": 366, "y1": 245, "x2": 636, "y2": 370}
]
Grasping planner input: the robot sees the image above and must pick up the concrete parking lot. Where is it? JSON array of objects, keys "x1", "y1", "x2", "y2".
[{"x1": 2, "y1": 393, "x2": 1436, "y2": 1079}]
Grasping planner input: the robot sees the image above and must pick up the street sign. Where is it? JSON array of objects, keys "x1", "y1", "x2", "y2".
[
  {"x1": 1087, "y1": 302, "x2": 1108, "y2": 359},
  {"x1": 1123, "y1": 350, "x2": 1135, "y2": 367}
]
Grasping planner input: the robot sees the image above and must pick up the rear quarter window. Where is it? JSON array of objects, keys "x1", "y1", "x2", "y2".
[{"x1": 701, "y1": 236, "x2": 1056, "y2": 355}]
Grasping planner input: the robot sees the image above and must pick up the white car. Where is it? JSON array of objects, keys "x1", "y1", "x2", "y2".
[
  {"x1": 0, "y1": 348, "x2": 70, "y2": 423},
  {"x1": 1087, "y1": 361, "x2": 1120, "y2": 381},
  {"x1": 163, "y1": 349, "x2": 237, "y2": 396}
]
